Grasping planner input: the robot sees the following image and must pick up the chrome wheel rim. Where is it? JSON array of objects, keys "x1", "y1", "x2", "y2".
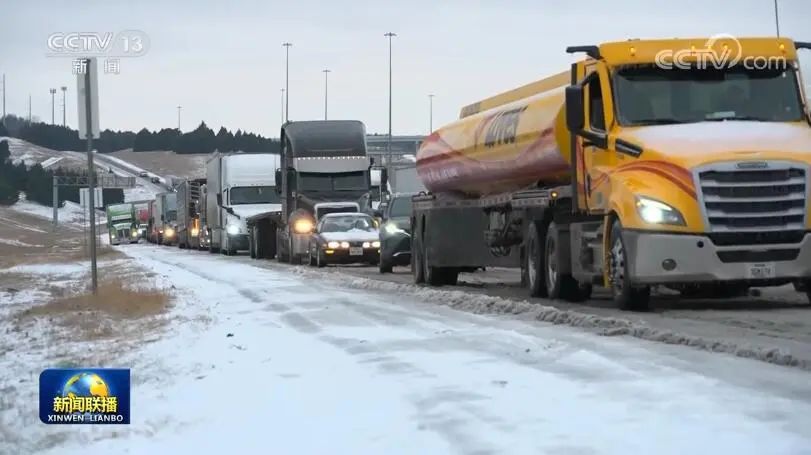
[
  {"x1": 527, "y1": 235, "x2": 537, "y2": 289},
  {"x1": 610, "y1": 237, "x2": 625, "y2": 294},
  {"x1": 546, "y1": 236, "x2": 557, "y2": 288}
]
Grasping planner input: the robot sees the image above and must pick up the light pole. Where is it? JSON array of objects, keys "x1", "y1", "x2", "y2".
[
  {"x1": 283, "y1": 42, "x2": 292, "y2": 123},
  {"x1": 1, "y1": 73, "x2": 5, "y2": 125},
  {"x1": 774, "y1": 0, "x2": 780, "y2": 37},
  {"x1": 177, "y1": 105, "x2": 182, "y2": 130},
  {"x1": 428, "y1": 94, "x2": 435, "y2": 133},
  {"x1": 49, "y1": 88, "x2": 56, "y2": 124},
  {"x1": 323, "y1": 69, "x2": 331, "y2": 120},
  {"x1": 60, "y1": 86, "x2": 67, "y2": 126},
  {"x1": 385, "y1": 32, "x2": 396, "y2": 166},
  {"x1": 280, "y1": 88, "x2": 285, "y2": 125}
]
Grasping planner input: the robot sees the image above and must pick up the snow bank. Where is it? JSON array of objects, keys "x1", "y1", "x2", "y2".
[
  {"x1": 11, "y1": 198, "x2": 105, "y2": 227},
  {"x1": 0, "y1": 238, "x2": 43, "y2": 247},
  {"x1": 291, "y1": 267, "x2": 811, "y2": 371}
]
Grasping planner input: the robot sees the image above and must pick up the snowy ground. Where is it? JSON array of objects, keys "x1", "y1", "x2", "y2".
[
  {"x1": 3, "y1": 241, "x2": 811, "y2": 454},
  {"x1": 93, "y1": 153, "x2": 168, "y2": 201},
  {"x1": 2, "y1": 137, "x2": 88, "y2": 171},
  {"x1": 109, "y1": 149, "x2": 209, "y2": 180}
]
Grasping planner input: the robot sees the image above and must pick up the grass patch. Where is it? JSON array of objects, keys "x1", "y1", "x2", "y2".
[{"x1": 19, "y1": 280, "x2": 171, "y2": 320}]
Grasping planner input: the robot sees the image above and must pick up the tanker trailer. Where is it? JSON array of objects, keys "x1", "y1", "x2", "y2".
[{"x1": 412, "y1": 37, "x2": 811, "y2": 311}]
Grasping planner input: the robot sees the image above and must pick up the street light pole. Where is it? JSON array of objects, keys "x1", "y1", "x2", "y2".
[
  {"x1": 50, "y1": 88, "x2": 56, "y2": 124},
  {"x1": 280, "y1": 88, "x2": 285, "y2": 125},
  {"x1": 283, "y1": 42, "x2": 292, "y2": 123},
  {"x1": 774, "y1": 0, "x2": 781, "y2": 37},
  {"x1": 385, "y1": 32, "x2": 396, "y2": 166},
  {"x1": 323, "y1": 69, "x2": 331, "y2": 120},
  {"x1": 177, "y1": 105, "x2": 182, "y2": 130},
  {"x1": 428, "y1": 94, "x2": 435, "y2": 133},
  {"x1": 61, "y1": 86, "x2": 67, "y2": 126}
]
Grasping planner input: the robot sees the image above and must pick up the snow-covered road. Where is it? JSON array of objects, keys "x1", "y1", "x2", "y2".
[{"x1": 29, "y1": 245, "x2": 811, "y2": 455}]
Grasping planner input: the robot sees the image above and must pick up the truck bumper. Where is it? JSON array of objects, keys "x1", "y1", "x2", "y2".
[
  {"x1": 291, "y1": 233, "x2": 310, "y2": 256},
  {"x1": 228, "y1": 234, "x2": 250, "y2": 251},
  {"x1": 624, "y1": 230, "x2": 811, "y2": 285}
]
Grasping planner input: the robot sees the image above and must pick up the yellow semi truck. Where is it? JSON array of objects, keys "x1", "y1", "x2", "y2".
[{"x1": 413, "y1": 36, "x2": 811, "y2": 310}]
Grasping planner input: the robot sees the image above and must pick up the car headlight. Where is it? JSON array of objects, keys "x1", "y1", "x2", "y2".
[
  {"x1": 340, "y1": 241, "x2": 350, "y2": 248},
  {"x1": 226, "y1": 224, "x2": 240, "y2": 235},
  {"x1": 635, "y1": 197, "x2": 685, "y2": 226},
  {"x1": 293, "y1": 218, "x2": 314, "y2": 234},
  {"x1": 327, "y1": 241, "x2": 340, "y2": 249},
  {"x1": 372, "y1": 240, "x2": 380, "y2": 248}
]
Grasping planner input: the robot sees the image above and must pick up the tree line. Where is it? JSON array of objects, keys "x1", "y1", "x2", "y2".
[
  {"x1": 0, "y1": 114, "x2": 280, "y2": 155},
  {"x1": 0, "y1": 139, "x2": 123, "y2": 208}
]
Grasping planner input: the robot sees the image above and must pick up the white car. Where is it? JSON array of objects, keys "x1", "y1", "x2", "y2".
[{"x1": 306, "y1": 213, "x2": 380, "y2": 267}]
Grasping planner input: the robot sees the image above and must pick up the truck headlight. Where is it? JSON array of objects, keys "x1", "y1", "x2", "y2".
[
  {"x1": 164, "y1": 227, "x2": 175, "y2": 237},
  {"x1": 384, "y1": 223, "x2": 404, "y2": 235},
  {"x1": 293, "y1": 218, "x2": 314, "y2": 234},
  {"x1": 191, "y1": 228, "x2": 199, "y2": 237},
  {"x1": 131, "y1": 230, "x2": 139, "y2": 238},
  {"x1": 635, "y1": 197, "x2": 685, "y2": 226},
  {"x1": 226, "y1": 224, "x2": 240, "y2": 235},
  {"x1": 327, "y1": 241, "x2": 340, "y2": 249}
]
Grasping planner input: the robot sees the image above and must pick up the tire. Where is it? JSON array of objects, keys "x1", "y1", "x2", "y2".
[
  {"x1": 444, "y1": 269, "x2": 459, "y2": 286},
  {"x1": 379, "y1": 257, "x2": 393, "y2": 274},
  {"x1": 525, "y1": 221, "x2": 548, "y2": 298},
  {"x1": 308, "y1": 244, "x2": 317, "y2": 266},
  {"x1": 413, "y1": 235, "x2": 425, "y2": 284},
  {"x1": 544, "y1": 221, "x2": 591, "y2": 302},
  {"x1": 608, "y1": 219, "x2": 651, "y2": 312},
  {"x1": 316, "y1": 250, "x2": 326, "y2": 268},
  {"x1": 423, "y1": 241, "x2": 445, "y2": 286}
]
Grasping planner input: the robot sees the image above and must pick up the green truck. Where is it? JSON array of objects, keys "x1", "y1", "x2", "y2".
[{"x1": 106, "y1": 203, "x2": 139, "y2": 245}]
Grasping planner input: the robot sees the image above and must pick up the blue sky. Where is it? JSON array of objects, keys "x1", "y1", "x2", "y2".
[{"x1": 1, "y1": 0, "x2": 809, "y2": 137}]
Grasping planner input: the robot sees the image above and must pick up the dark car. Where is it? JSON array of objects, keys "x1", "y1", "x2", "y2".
[
  {"x1": 306, "y1": 213, "x2": 381, "y2": 267},
  {"x1": 378, "y1": 192, "x2": 416, "y2": 273}
]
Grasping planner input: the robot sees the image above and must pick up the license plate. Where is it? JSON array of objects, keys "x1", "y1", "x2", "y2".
[
  {"x1": 746, "y1": 263, "x2": 775, "y2": 279},
  {"x1": 349, "y1": 247, "x2": 363, "y2": 256}
]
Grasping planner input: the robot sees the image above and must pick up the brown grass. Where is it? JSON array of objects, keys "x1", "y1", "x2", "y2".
[{"x1": 19, "y1": 280, "x2": 170, "y2": 320}]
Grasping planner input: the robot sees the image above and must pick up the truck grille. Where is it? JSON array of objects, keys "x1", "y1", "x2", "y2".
[
  {"x1": 698, "y1": 163, "x2": 808, "y2": 233},
  {"x1": 697, "y1": 162, "x2": 809, "y2": 264}
]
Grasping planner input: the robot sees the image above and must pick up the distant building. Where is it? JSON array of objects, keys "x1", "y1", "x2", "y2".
[{"x1": 366, "y1": 134, "x2": 425, "y2": 165}]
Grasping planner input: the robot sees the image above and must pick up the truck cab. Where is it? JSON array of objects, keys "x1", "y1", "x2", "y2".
[
  {"x1": 561, "y1": 37, "x2": 811, "y2": 309},
  {"x1": 275, "y1": 120, "x2": 373, "y2": 264}
]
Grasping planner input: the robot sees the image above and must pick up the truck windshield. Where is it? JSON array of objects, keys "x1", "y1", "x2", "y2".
[
  {"x1": 614, "y1": 65, "x2": 803, "y2": 125},
  {"x1": 299, "y1": 172, "x2": 368, "y2": 191},
  {"x1": 166, "y1": 210, "x2": 177, "y2": 222},
  {"x1": 388, "y1": 196, "x2": 413, "y2": 217},
  {"x1": 229, "y1": 186, "x2": 280, "y2": 205}
]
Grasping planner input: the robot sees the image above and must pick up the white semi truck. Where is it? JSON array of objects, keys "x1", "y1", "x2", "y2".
[{"x1": 205, "y1": 152, "x2": 281, "y2": 255}]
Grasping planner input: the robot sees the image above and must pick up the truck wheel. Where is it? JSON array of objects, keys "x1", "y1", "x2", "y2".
[
  {"x1": 316, "y1": 251, "x2": 326, "y2": 268},
  {"x1": 544, "y1": 221, "x2": 590, "y2": 302},
  {"x1": 444, "y1": 269, "x2": 459, "y2": 286},
  {"x1": 276, "y1": 233, "x2": 288, "y2": 263},
  {"x1": 379, "y1": 257, "x2": 393, "y2": 274},
  {"x1": 249, "y1": 230, "x2": 257, "y2": 259},
  {"x1": 308, "y1": 245, "x2": 316, "y2": 266},
  {"x1": 423, "y1": 243, "x2": 445, "y2": 286},
  {"x1": 526, "y1": 221, "x2": 548, "y2": 298},
  {"x1": 413, "y1": 236, "x2": 425, "y2": 284},
  {"x1": 609, "y1": 219, "x2": 651, "y2": 311}
]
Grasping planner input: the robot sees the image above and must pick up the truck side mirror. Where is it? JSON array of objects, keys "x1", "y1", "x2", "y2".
[
  {"x1": 565, "y1": 86, "x2": 585, "y2": 133},
  {"x1": 275, "y1": 169, "x2": 282, "y2": 191},
  {"x1": 216, "y1": 193, "x2": 222, "y2": 207}
]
